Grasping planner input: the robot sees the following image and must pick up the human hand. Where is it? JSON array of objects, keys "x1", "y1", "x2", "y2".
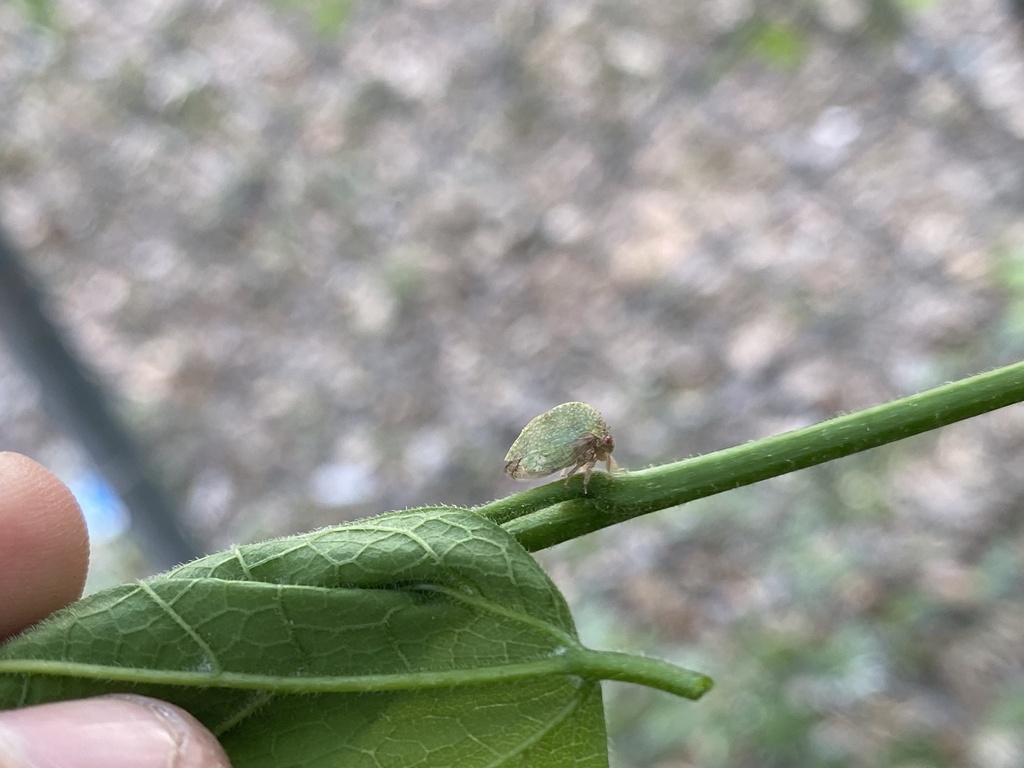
[{"x1": 0, "y1": 452, "x2": 231, "y2": 768}]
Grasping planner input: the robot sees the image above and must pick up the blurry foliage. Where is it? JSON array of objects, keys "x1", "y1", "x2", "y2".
[
  {"x1": 13, "y1": 0, "x2": 352, "y2": 36},
  {"x1": 995, "y1": 242, "x2": 1024, "y2": 342},
  {"x1": 270, "y1": 0, "x2": 353, "y2": 36},
  {"x1": 897, "y1": 0, "x2": 943, "y2": 11},
  {"x1": 747, "y1": 20, "x2": 809, "y2": 71},
  {"x1": 15, "y1": 0, "x2": 54, "y2": 27},
  {"x1": 989, "y1": 687, "x2": 1024, "y2": 731}
]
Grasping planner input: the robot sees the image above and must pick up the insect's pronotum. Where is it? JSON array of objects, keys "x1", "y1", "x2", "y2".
[{"x1": 504, "y1": 402, "x2": 619, "y2": 491}]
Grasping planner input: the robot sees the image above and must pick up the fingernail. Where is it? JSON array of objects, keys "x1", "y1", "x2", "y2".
[{"x1": 0, "y1": 695, "x2": 230, "y2": 768}]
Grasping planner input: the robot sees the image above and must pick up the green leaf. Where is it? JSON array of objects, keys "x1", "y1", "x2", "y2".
[{"x1": 0, "y1": 507, "x2": 709, "y2": 767}]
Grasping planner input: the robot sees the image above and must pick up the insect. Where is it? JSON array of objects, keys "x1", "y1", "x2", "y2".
[{"x1": 504, "y1": 402, "x2": 619, "y2": 492}]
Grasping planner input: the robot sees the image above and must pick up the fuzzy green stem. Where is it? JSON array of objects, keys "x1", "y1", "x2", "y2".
[
  {"x1": 476, "y1": 360, "x2": 1024, "y2": 551},
  {"x1": 568, "y1": 648, "x2": 713, "y2": 700}
]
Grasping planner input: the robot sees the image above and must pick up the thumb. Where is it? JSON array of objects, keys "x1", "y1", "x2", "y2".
[{"x1": 0, "y1": 694, "x2": 231, "y2": 768}]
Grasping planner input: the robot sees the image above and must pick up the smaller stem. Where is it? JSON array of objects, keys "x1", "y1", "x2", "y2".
[{"x1": 475, "y1": 483, "x2": 576, "y2": 526}]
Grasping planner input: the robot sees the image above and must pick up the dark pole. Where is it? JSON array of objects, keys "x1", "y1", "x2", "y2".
[{"x1": 0, "y1": 227, "x2": 199, "y2": 570}]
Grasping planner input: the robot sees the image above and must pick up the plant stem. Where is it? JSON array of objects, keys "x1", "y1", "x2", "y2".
[
  {"x1": 570, "y1": 648, "x2": 713, "y2": 700},
  {"x1": 477, "y1": 360, "x2": 1024, "y2": 551},
  {"x1": 0, "y1": 650, "x2": 712, "y2": 700}
]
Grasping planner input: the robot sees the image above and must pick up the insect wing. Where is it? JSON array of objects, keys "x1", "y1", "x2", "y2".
[{"x1": 504, "y1": 402, "x2": 608, "y2": 480}]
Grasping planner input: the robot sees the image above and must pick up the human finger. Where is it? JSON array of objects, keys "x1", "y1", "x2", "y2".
[{"x1": 0, "y1": 452, "x2": 89, "y2": 638}]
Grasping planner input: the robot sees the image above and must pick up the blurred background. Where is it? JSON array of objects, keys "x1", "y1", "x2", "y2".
[{"x1": 2, "y1": 0, "x2": 1024, "y2": 765}]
